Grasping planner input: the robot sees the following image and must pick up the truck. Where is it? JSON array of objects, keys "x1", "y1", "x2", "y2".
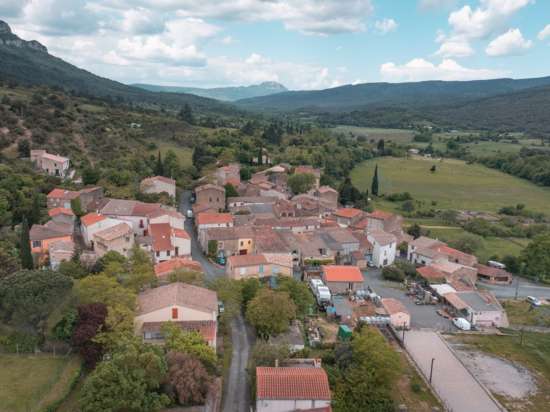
[{"x1": 316, "y1": 286, "x2": 332, "y2": 307}]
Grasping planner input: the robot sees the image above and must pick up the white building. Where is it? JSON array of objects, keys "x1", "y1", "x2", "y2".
[
  {"x1": 196, "y1": 213, "x2": 234, "y2": 233},
  {"x1": 80, "y1": 213, "x2": 126, "y2": 248},
  {"x1": 140, "y1": 176, "x2": 176, "y2": 199},
  {"x1": 148, "y1": 223, "x2": 191, "y2": 263},
  {"x1": 367, "y1": 230, "x2": 397, "y2": 267},
  {"x1": 30, "y1": 150, "x2": 70, "y2": 177}
]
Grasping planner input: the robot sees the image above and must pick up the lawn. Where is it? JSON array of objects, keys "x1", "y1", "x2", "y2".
[
  {"x1": 450, "y1": 332, "x2": 550, "y2": 411},
  {"x1": 0, "y1": 354, "x2": 82, "y2": 412},
  {"x1": 331, "y1": 126, "x2": 415, "y2": 143},
  {"x1": 351, "y1": 157, "x2": 550, "y2": 214},
  {"x1": 149, "y1": 141, "x2": 193, "y2": 168},
  {"x1": 502, "y1": 300, "x2": 550, "y2": 327}
]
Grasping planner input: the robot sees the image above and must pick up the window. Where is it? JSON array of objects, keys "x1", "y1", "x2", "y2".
[
  {"x1": 156, "y1": 251, "x2": 160, "y2": 257},
  {"x1": 175, "y1": 247, "x2": 179, "y2": 256},
  {"x1": 209, "y1": 197, "x2": 212, "y2": 202},
  {"x1": 167, "y1": 250, "x2": 171, "y2": 256},
  {"x1": 248, "y1": 240, "x2": 251, "y2": 245},
  {"x1": 171, "y1": 308, "x2": 178, "y2": 319},
  {"x1": 32, "y1": 240, "x2": 41, "y2": 248},
  {"x1": 259, "y1": 264, "x2": 264, "y2": 274},
  {"x1": 239, "y1": 268, "x2": 246, "y2": 276},
  {"x1": 240, "y1": 241, "x2": 244, "y2": 247},
  {"x1": 139, "y1": 220, "x2": 144, "y2": 228}
]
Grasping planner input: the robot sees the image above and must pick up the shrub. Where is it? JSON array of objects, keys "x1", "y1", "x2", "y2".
[{"x1": 382, "y1": 266, "x2": 405, "y2": 282}]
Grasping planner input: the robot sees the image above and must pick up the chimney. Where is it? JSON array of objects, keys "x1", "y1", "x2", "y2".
[{"x1": 275, "y1": 359, "x2": 279, "y2": 368}]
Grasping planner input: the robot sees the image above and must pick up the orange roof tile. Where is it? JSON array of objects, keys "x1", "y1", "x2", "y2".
[
  {"x1": 149, "y1": 223, "x2": 172, "y2": 252},
  {"x1": 196, "y1": 213, "x2": 233, "y2": 226},
  {"x1": 334, "y1": 208, "x2": 363, "y2": 219},
  {"x1": 48, "y1": 207, "x2": 74, "y2": 217},
  {"x1": 228, "y1": 254, "x2": 268, "y2": 267},
  {"x1": 322, "y1": 265, "x2": 364, "y2": 282},
  {"x1": 80, "y1": 213, "x2": 107, "y2": 227},
  {"x1": 154, "y1": 258, "x2": 203, "y2": 277},
  {"x1": 173, "y1": 228, "x2": 190, "y2": 239},
  {"x1": 47, "y1": 188, "x2": 79, "y2": 199},
  {"x1": 256, "y1": 367, "x2": 331, "y2": 400},
  {"x1": 367, "y1": 210, "x2": 394, "y2": 220},
  {"x1": 417, "y1": 266, "x2": 446, "y2": 282},
  {"x1": 381, "y1": 298, "x2": 409, "y2": 315}
]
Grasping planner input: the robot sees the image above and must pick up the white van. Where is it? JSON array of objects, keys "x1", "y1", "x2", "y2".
[{"x1": 452, "y1": 317, "x2": 471, "y2": 331}]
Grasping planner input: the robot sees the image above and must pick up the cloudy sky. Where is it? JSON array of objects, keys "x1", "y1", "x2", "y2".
[{"x1": 2, "y1": 0, "x2": 549, "y2": 89}]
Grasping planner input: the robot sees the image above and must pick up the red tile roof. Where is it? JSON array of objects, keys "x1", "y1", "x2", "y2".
[
  {"x1": 172, "y1": 228, "x2": 190, "y2": 239},
  {"x1": 47, "y1": 188, "x2": 79, "y2": 199},
  {"x1": 149, "y1": 223, "x2": 172, "y2": 251},
  {"x1": 334, "y1": 208, "x2": 362, "y2": 219},
  {"x1": 475, "y1": 264, "x2": 512, "y2": 279},
  {"x1": 417, "y1": 266, "x2": 446, "y2": 282},
  {"x1": 196, "y1": 212, "x2": 233, "y2": 226},
  {"x1": 322, "y1": 265, "x2": 364, "y2": 283},
  {"x1": 256, "y1": 367, "x2": 331, "y2": 400},
  {"x1": 367, "y1": 210, "x2": 394, "y2": 220},
  {"x1": 80, "y1": 213, "x2": 107, "y2": 227},
  {"x1": 381, "y1": 298, "x2": 409, "y2": 315},
  {"x1": 48, "y1": 207, "x2": 74, "y2": 217},
  {"x1": 154, "y1": 258, "x2": 203, "y2": 277},
  {"x1": 228, "y1": 254, "x2": 268, "y2": 267}
]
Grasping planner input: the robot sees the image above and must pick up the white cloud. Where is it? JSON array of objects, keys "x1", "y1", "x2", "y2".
[
  {"x1": 380, "y1": 58, "x2": 506, "y2": 82},
  {"x1": 121, "y1": 8, "x2": 164, "y2": 34},
  {"x1": 0, "y1": 0, "x2": 31, "y2": 17},
  {"x1": 436, "y1": 0, "x2": 532, "y2": 57},
  {"x1": 221, "y1": 35, "x2": 234, "y2": 44},
  {"x1": 538, "y1": 24, "x2": 550, "y2": 41},
  {"x1": 374, "y1": 18, "x2": 398, "y2": 35},
  {"x1": 486, "y1": 28, "x2": 532, "y2": 56}
]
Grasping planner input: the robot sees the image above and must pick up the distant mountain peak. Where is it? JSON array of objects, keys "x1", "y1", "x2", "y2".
[
  {"x1": 258, "y1": 81, "x2": 287, "y2": 90},
  {"x1": 0, "y1": 20, "x2": 47, "y2": 53}
]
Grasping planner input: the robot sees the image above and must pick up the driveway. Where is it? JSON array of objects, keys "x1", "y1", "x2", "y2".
[
  {"x1": 363, "y1": 268, "x2": 453, "y2": 331},
  {"x1": 179, "y1": 190, "x2": 224, "y2": 280},
  {"x1": 404, "y1": 330, "x2": 503, "y2": 412}
]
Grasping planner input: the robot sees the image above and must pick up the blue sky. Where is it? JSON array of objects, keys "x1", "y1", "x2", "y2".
[{"x1": 2, "y1": 0, "x2": 550, "y2": 89}]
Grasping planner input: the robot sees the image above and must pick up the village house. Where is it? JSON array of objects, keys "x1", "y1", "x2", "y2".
[
  {"x1": 30, "y1": 149, "x2": 70, "y2": 177},
  {"x1": 199, "y1": 226, "x2": 255, "y2": 258},
  {"x1": 255, "y1": 365, "x2": 331, "y2": 412},
  {"x1": 195, "y1": 184, "x2": 225, "y2": 212},
  {"x1": 146, "y1": 223, "x2": 191, "y2": 263},
  {"x1": 140, "y1": 176, "x2": 176, "y2": 199},
  {"x1": 316, "y1": 186, "x2": 339, "y2": 210},
  {"x1": 92, "y1": 222, "x2": 134, "y2": 258},
  {"x1": 321, "y1": 265, "x2": 364, "y2": 294},
  {"x1": 48, "y1": 207, "x2": 75, "y2": 225},
  {"x1": 430, "y1": 260, "x2": 478, "y2": 288},
  {"x1": 407, "y1": 236, "x2": 446, "y2": 265},
  {"x1": 253, "y1": 229, "x2": 295, "y2": 276},
  {"x1": 318, "y1": 228, "x2": 360, "y2": 263},
  {"x1": 367, "y1": 230, "x2": 397, "y2": 268},
  {"x1": 134, "y1": 282, "x2": 218, "y2": 348},
  {"x1": 273, "y1": 199, "x2": 296, "y2": 218},
  {"x1": 381, "y1": 298, "x2": 411, "y2": 329},
  {"x1": 334, "y1": 208, "x2": 364, "y2": 228},
  {"x1": 30, "y1": 222, "x2": 73, "y2": 259},
  {"x1": 99, "y1": 198, "x2": 163, "y2": 236},
  {"x1": 154, "y1": 258, "x2": 204, "y2": 279},
  {"x1": 215, "y1": 163, "x2": 241, "y2": 187},
  {"x1": 254, "y1": 217, "x2": 320, "y2": 234},
  {"x1": 227, "y1": 196, "x2": 278, "y2": 208},
  {"x1": 443, "y1": 291, "x2": 508, "y2": 328},
  {"x1": 295, "y1": 232, "x2": 336, "y2": 268},
  {"x1": 364, "y1": 210, "x2": 404, "y2": 234},
  {"x1": 80, "y1": 213, "x2": 125, "y2": 248},
  {"x1": 77, "y1": 186, "x2": 104, "y2": 211},
  {"x1": 196, "y1": 212, "x2": 234, "y2": 234},
  {"x1": 147, "y1": 208, "x2": 185, "y2": 230},
  {"x1": 46, "y1": 186, "x2": 104, "y2": 211},
  {"x1": 49, "y1": 240, "x2": 75, "y2": 270},
  {"x1": 226, "y1": 254, "x2": 272, "y2": 279}
]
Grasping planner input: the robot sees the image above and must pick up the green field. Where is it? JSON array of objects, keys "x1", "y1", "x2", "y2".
[
  {"x1": 149, "y1": 141, "x2": 193, "y2": 168},
  {"x1": 331, "y1": 126, "x2": 415, "y2": 143},
  {"x1": 0, "y1": 354, "x2": 82, "y2": 412},
  {"x1": 351, "y1": 157, "x2": 550, "y2": 214}
]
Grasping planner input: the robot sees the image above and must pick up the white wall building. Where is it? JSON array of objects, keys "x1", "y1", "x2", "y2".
[{"x1": 367, "y1": 230, "x2": 397, "y2": 268}]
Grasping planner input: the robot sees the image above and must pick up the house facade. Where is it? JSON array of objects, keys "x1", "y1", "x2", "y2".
[
  {"x1": 148, "y1": 223, "x2": 191, "y2": 263},
  {"x1": 321, "y1": 265, "x2": 364, "y2": 294},
  {"x1": 367, "y1": 230, "x2": 397, "y2": 268},
  {"x1": 92, "y1": 222, "x2": 134, "y2": 258},
  {"x1": 195, "y1": 184, "x2": 225, "y2": 212},
  {"x1": 31, "y1": 150, "x2": 70, "y2": 177},
  {"x1": 140, "y1": 176, "x2": 176, "y2": 198}
]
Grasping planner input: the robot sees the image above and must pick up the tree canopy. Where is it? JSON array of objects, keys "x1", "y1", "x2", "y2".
[
  {"x1": 287, "y1": 173, "x2": 316, "y2": 194},
  {"x1": 246, "y1": 289, "x2": 296, "y2": 339},
  {"x1": 521, "y1": 233, "x2": 550, "y2": 282}
]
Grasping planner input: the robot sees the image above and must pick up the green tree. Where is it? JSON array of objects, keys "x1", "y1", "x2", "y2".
[
  {"x1": 82, "y1": 166, "x2": 101, "y2": 185},
  {"x1": 377, "y1": 139, "x2": 385, "y2": 154},
  {"x1": 155, "y1": 151, "x2": 164, "y2": 176},
  {"x1": 80, "y1": 344, "x2": 170, "y2": 412},
  {"x1": 241, "y1": 277, "x2": 261, "y2": 310},
  {"x1": 224, "y1": 183, "x2": 239, "y2": 198},
  {"x1": 75, "y1": 274, "x2": 136, "y2": 310},
  {"x1": 333, "y1": 327, "x2": 400, "y2": 412},
  {"x1": 71, "y1": 197, "x2": 84, "y2": 217},
  {"x1": 287, "y1": 173, "x2": 316, "y2": 194},
  {"x1": 407, "y1": 223, "x2": 422, "y2": 239},
  {"x1": 0, "y1": 246, "x2": 20, "y2": 278},
  {"x1": 17, "y1": 139, "x2": 31, "y2": 158},
  {"x1": 0, "y1": 269, "x2": 73, "y2": 329},
  {"x1": 448, "y1": 234, "x2": 482, "y2": 255},
  {"x1": 180, "y1": 104, "x2": 195, "y2": 125},
  {"x1": 162, "y1": 322, "x2": 217, "y2": 369},
  {"x1": 246, "y1": 289, "x2": 296, "y2": 339},
  {"x1": 168, "y1": 269, "x2": 205, "y2": 286},
  {"x1": 371, "y1": 164, "x2": 379, "y2": 196},
  {"x1": 277, "y1": 276, "x2": 314, "y2": 318},
  {"x1": 339, "y1": 177, "x2": 362, "y2": 206},
  {"x1": 521, "y1": 233, "x2": 550, "y2": 282},
  {"x1": 381, "y1": 266, "x2": 405, "y2": 282},
  {"x1": 19, "y1": 217, "x2": 33, "y2": 269}
]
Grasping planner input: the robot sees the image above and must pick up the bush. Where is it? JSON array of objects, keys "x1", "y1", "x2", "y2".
[
  {"x1": 382, "y1": 266, "x2": 405, "y2": 282},
  {"x1": 386, "y1": 192, "x2": 412, "y2": 202}
]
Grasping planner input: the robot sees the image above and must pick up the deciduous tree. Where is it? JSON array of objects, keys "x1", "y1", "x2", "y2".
[
  {"x1": 287, "y1": 173, "x2": 315, "y2": 194},
  {"x1": 521, "y1": 233, "x2": 550, "y2": 282},
  {"x1": 71, "y1": 303, "x2": 108, "y2": 368},
  {"x1": 246, "y1": 289, "x2": 296, "y2": 339},
  {"x1": 166, "y1": 352, "x2": 214, "y2": 406}
]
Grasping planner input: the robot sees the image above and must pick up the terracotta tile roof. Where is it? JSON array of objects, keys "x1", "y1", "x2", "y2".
[
  {"x1": 142, "y1": 320, "x2": 216, "y2": 342},
  {"x1": 48, "y1": 207, "x2": 74, "y2": 217},
  {"x1": 228, "y1": 254, "x2": 268, "y2": 267},
  {"x1": 444, "y1": 292, "x2": 468, "y2": 311},
  {"x1": 149, "y1": 223, "x2": 172, "y2": 251},
  {"x1": 30, "y1": 224, "x2": 71, "y2": 241},
  {"x1": 173, "y1": 228, "x2": 190, "y2": 239},
  {"x1": 47, "y1": 188, "x2": 79, "y2": 199},
  {"x1": 367, "y1": 210, "x2": 394, "y2": 220},
  {"x1": 381, "y1": 298, "x2": 409, "y2": 315},
  {"x1": 334, "y1": 208, "x2": 363, "y2": 219},
  {"x1": 93, "y1": 222, "x2": 132, "y2": 241},
  {"x1": 44, "y1": 221, "x2": 73, "y2": 236},
  {"x1": 475, "y1": 264, "x2": 512, "y2": 279},
  {"x1": 137, "y1": 282, "x2": 218, "y2": 315},
  {"x1": 154, "y1": 258, "x2": 203, "y2": 277},
  {"x1": 256, "y1": 367, "x2": 331, "y2": 400},
  {"x1": 132, "y1": 202, "x2": 163, "y2": 216},
  {"x1": 322, "y1": 265, "x2": 364, "y2": 283},
  {"x1": 141, "y1": 175, "x2": 176, "y2": 185},
  {"x1": 196, "y1": 213, "x2": 233, "y2": 226},
  {"x1": 80, "y1": 213, "x2": 107, "y2": 227},
  {"x1": 147, "y1": 208, "x2": 185, "y2": 220},
  {"x1": 42, "y1": 152, "x2": 69, "y2": 163},
  {"x1": 367, "y1": 230, "x2": 396, "y2": 246},
  {"x1": 417, "y1": 266, "x2": 446, "y2": 282},
  {"x1": 195, "y1": 183, "x2": 225, "y2": 193}
]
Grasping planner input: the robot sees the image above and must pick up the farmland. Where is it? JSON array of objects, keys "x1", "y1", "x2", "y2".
[
  {"x1": 0, "y1": 354, "x2": 82, "y2": 412},
  {"x1": 351, "y1": 156, "x2": 550, "y2": 214}
]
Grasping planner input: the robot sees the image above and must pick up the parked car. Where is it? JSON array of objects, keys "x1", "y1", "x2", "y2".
[
  {"x1": 452, "y1": 317, "x2": 471, "y2": 331},
  {"x1": 186, "y1": 209, "x2": 193, "y2": 218},
  {"x1": 527, "y1": 296, "x2": 542, "y2": 307}
]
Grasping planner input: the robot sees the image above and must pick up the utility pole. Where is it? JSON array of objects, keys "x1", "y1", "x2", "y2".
[
  {"x1": 514, "y1": 276, "x2": 520, "y2": 300},
  {"x1": 429, "y1": 358, "x2": 435, "y2": 384},
  {"x1": 402, "y1": 323, "x2": 406, "y2": 344}
]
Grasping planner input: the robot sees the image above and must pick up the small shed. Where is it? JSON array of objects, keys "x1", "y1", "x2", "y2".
[{"x1": 338, "y1": 324, "x2": 353, "y2": 341}]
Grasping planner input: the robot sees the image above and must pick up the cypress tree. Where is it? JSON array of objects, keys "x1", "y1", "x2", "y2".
[
  {"x1": 20, "y1": 217, "x2": 33, "y2": 269},
  {"x1": 371, "y1": 164, "x2": 379, "y2": 196},
  {"x1": 30, "y1": 192, "x2": 41, "y2": 225},
  {"x1": 155, "y1": 151, "x2": 164, "y2": 176}
]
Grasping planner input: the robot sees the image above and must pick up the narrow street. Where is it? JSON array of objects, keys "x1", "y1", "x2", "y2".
[{"x1": 179, "y1": 190, "x2": 252, "y2": 411}]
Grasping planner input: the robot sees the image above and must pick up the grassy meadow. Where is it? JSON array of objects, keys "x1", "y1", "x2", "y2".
[
  {"x1": 149, "y1": 141, "x2": 193, "y2": 168},
  {"x1": 351, "y1": 157, "x2": 550, "y2": 214},
  {"x1": 331, "y1": 126, "x2": 415, "y2": 143},
  {"x1": 0, "y1": 354, "x2": 81, "y2": 412}
]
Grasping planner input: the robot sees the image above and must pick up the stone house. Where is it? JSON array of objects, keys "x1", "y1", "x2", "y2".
[
  {"x1": 30, "y1": 150, "x2": 70, "y2": 177},
  {"x1": 92, "y1": 222, "x2": 134, "y2": 258},
  {"x1": 195, "y1": 184, "x2": 225, "y2": 212},
  {"x1": 140, "y1": 176, "x2": 176, "y2": 199}
]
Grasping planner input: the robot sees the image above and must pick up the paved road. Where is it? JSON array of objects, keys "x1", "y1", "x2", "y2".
[
  {"x1": 179, "y1": 191, "x2": 252, "y2": 411},
  {"x1": 363, "y1": 268, "x2": 454, "y2": 331},
  {"x1": 404, "y1": 330, "x2": 503, "y2": 412},
  {"x1": 179, "y1": 190, "x2": 224, "y2": 280},
  {"x1": 480, "y1": 277, "x2": 550, "y2": 300}
]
